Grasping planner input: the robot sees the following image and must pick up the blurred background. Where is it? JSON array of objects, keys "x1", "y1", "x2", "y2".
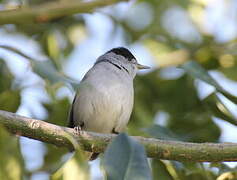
[{"x1": 1, "y1": 0, "x2": 237, "y2": 179}]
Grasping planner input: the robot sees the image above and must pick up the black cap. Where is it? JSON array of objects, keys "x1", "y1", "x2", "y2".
[{"x1": 107, "y1": 47, "x2": 136, "y2": 61}]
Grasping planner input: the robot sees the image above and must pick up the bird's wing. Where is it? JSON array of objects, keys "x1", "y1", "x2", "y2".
[{"x1": 67, "y1": 94, "x2": 77, "y2": 128}]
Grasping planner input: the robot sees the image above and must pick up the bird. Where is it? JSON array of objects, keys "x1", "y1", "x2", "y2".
[{"x1": 68, "y1": 47, "x2": 150, "y2": 160}]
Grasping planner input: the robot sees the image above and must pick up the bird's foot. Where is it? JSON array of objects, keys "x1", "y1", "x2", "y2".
[
  {"x1": 73, "y1": 126, "x2": 85, "y2": 136},
  {"x1": 112, "y1": 128, "x2": 119, "y2": 134}
]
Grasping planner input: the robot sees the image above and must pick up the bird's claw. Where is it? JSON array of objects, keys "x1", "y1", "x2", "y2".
[{"x1": 74, "y1": 126, "x2": 83, "y2": 135}]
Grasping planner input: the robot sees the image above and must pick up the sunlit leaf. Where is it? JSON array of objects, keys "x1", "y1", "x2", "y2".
[{"x1": 217, "y1": 171, "x2": 237, "y2": 180}]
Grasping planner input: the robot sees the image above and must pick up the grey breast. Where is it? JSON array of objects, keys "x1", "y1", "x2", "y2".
[{"x1": 71, "y1": 61, "x2": 134, "y2": 134}]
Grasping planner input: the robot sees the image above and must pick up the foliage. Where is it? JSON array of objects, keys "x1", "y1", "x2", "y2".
[
  {"x1": 1, "y1": 0, "x2": 237, "y2": 179},
  {"x1": 103, "y1": 133, "x2": 152, "y2": 180}
]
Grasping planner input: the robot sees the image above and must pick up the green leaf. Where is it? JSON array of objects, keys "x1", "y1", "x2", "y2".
[
  {"x1": 43, "y1": 97, "x2": 70, "y2": 126},
  {"x1": 182, "y1": 61, "x2": 221, "y2": 89},
  {"x1": 133, "y1": 72, "x2": 221, "y2": 142},
  {"x1": 51, "y1": 150, "x2": 89, "y2": 180},
  {"x1": 0, "y1": 90, "x2": 21, "y2": 112},
  {"x1": 129, "y1": 70, "x2": 162, "y2": 136},
  {"x1": 220, "y1": 64, "x2": 237, "y2": 81},
  {"x1": 0, "y1": 45, "x2": 79, "y2": 90},
  {"x1": 143, "y1": 124, "x2": 185, "y2": 141},
  {"x1": 51, "y1": 133, "x2": 89, "y2": 180},
  {"x1": 167, "y1": 161, "x2": 216, "y2": 180},
  {"x1": 152, "y1": 159, "x2": 173, "y2": 180},
  {"x1": 0, "y1": 60, "x2": 21, "y2": 112},
  {"x1": 103, "y1": 133, "x2": 152, "y2": 180},
  {"x1": 32, "y1": 60, "x2": 64, "y2": 84},
  {"x1": 0, "y1": 59, "x2": 13, "y2": 92},
  {"x1": 41, "y1": 145, "x2": 68, "y2": 174},
  {"x1": 32, "y1": 60, "x2": 79, "y2": 90},
  {"x1": 0, "y1": 126, "x2": 25, "y2": 180},
  {"x1": 210, "y1": 162, "x2": 232, "y2": 174},
  {"x1": 203, "y1": 93, "x2": 237, "y2": 126},
  {"x1": 181, "y1": 61, "x2": 237, "y2": 104},
  {"x1": 220, "y1": 91, "x2": 237, "y2": 105}
]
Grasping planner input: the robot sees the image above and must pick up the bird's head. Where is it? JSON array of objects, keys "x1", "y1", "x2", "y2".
[{"x1": 96, "y1": 47, "x2": 150, "y2": 78}]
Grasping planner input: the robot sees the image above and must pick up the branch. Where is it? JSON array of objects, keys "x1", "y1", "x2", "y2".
[
  {"x1": 0, "y1": 0, "x2": 127, "y2": 25},
  {"x1": 1, "y1": 110, "x2": 237, "y2": 162}
]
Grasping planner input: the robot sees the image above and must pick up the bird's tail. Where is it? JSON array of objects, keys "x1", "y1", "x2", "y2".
[
  {"x1": 83, "y1": 151, "x2": 100, "y2": 161},
  {"x1": 89, "y1": 153, "x2": 100, "y2": 161}
]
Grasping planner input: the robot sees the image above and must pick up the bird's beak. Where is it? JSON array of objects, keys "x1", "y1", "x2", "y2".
[{"x1": 136, "y1": 63, "x2": 150, "y2": 69}]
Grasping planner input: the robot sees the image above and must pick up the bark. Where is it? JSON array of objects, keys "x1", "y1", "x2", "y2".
[{"x1": 0, "y1": 0, "x2": 127, "y2": 25}]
